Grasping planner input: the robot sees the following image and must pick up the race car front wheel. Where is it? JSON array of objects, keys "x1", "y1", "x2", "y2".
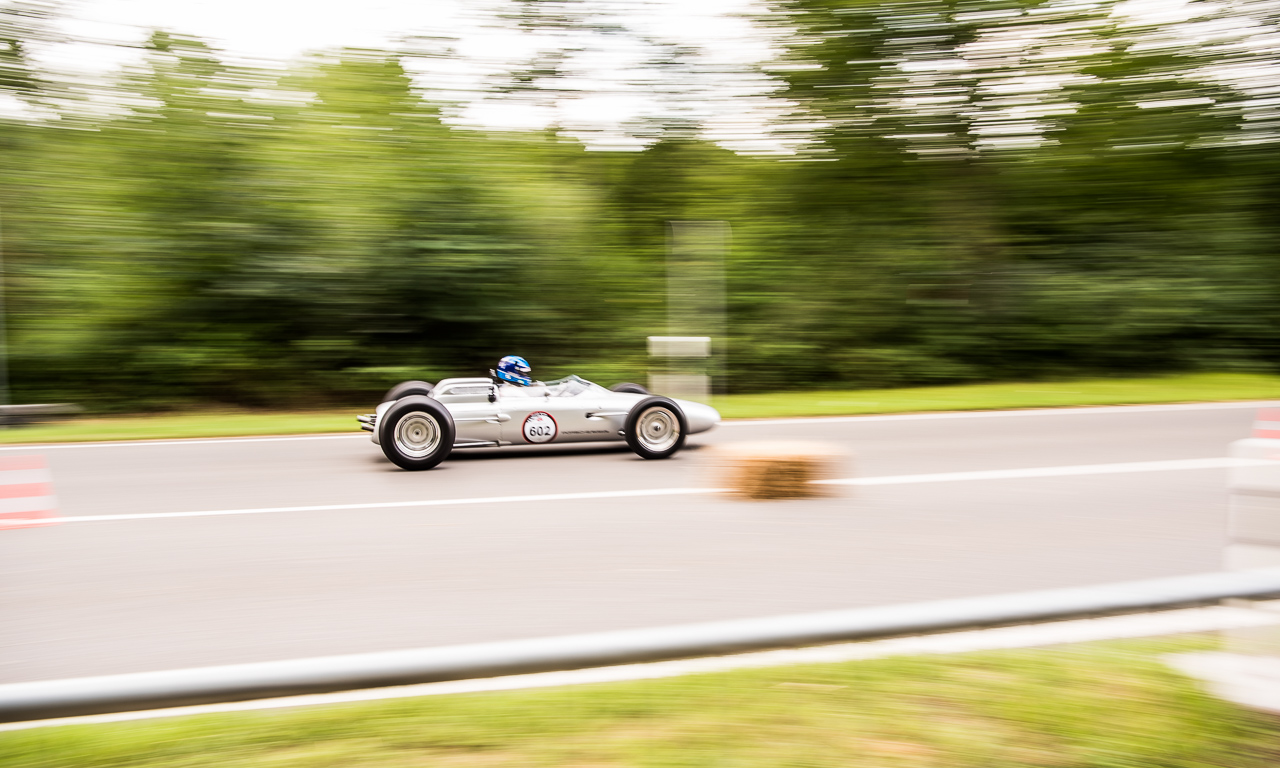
[
  {"x1": 378, "y1": 395, "x2": 455, "y2": 470},
  {"x1": 624, "y1": 397, "x2": 687, "y2": 460}
]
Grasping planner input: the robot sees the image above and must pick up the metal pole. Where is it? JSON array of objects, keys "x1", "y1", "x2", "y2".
[
  {"x1": 4, "y1": 568, "x2": 1280, "y2": 723},
  {"x1": 0, "y1": 206, "x2": 10, "y2": 425},
  {"x1": 665, "y1": 221, "x2": 726, "y2": 399}
]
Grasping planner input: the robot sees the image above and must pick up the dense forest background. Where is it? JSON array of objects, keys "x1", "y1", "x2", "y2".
[{"x1": 2, "y1": 0, "x2": 1279, "y2": 409}]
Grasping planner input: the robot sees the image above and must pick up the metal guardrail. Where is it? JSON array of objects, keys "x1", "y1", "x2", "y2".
[
  {"x1": 0, "y1": 403, "x2": 81, "y2": 425},
  {"x1": 5, "y1": 568, "x2": 1280, "y2": 723}
]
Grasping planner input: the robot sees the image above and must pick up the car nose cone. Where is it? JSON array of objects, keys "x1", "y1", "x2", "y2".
[{"x1": 675, "y1": 400, "x2": 721, "y2": 434}]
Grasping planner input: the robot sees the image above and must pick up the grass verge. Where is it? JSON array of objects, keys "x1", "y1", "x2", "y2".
[
  {"x1": 2, "y1": 636, "x2": 1277, "y2": 767},
  {"x1": 0, "y1": 372, "x2": 1276, "y2": 445},
  {"x1": 713, "y1": 371, "x2": 1280, "y2": 420},
  {"x1": 0, "y1": 410, "x2": 358, "y2": 445}
]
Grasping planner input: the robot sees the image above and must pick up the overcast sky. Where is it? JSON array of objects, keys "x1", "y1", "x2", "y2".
[
  {"x1": 56, "y1": 0, "x2": 767, "y2": 65},
  {"x1": 36, "y1": 0, "x2": 787, "y2": 148},
  {"x1": 31, "y1": 0, "x2": 1267, "y2": 151}
]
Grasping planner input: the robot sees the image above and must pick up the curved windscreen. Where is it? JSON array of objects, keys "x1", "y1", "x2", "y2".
[{"x1": 543, "y1": 375, "x2": 606, "y2": 398}]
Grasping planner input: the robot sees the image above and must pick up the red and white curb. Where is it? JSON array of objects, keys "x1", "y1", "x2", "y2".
[
  {"x1": 1254, "y1": 407, "x2": 1280, "y2": 439},
  {"x1": 0, "y1": 455, "x2": 57, "y2": 530}
]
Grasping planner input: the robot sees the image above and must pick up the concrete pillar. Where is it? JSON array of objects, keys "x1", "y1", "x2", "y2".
[{"x1": 648, "y1": 336, "x2": 712, "y2": 402}]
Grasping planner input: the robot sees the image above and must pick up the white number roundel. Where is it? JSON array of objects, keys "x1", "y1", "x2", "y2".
[{"x1": 522, "y1": 412, "x2": 557, "y2": 443}]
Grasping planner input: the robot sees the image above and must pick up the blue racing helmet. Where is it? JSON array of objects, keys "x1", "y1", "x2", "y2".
[{"x1": 496, "y1": 355, "x2": 532, "y2": 386}]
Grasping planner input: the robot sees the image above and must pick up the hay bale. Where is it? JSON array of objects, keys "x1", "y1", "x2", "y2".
[{"x1": 709, "y1": 441, "x2": 847, "y2": 500}]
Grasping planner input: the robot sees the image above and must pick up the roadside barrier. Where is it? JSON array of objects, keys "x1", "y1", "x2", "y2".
[
  {"x1": 3, "y1": 568, "x2": 1280, "y2": 723},
  {"x1": 1224, "y1": 410, "x2": 1280, "y2": 653},
  {"x1": 0, "y1": 455, "x2": 57, "y2": 530},
  {"x1": 1226, "y1": 410, "x2": 1280, "y2": 571}
]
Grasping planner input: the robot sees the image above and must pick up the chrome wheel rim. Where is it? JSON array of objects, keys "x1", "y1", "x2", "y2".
[
  {"x1": 394, "y1": 412, "x2": 441, "y2": 459},
  {"x1": 637, "y1": 407, "x2": 680, "y2": 452}
]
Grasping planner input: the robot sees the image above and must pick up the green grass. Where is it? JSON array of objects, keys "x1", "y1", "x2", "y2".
[
  {"x1": 1, "y1": 372, "x2": 1276, "y2": 445},
  {"x1": 0, "y1": 410, "x2": 359, "y2": 445},
  {"x1": 712, "y1": 372, "x2": 1280, "y2": 420},
  {"x1": 2, "y1": 636, "x2": 1277, "y2": 767}
]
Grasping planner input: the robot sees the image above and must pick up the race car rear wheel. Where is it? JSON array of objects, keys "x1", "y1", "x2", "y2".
[
  {"x1": 382, "y1": 380, "x2": 435, "y2": 403},
  {"x1": 378, "y1": 396, "x2": 454, "y2": 470},
  {"x1": 609, "y1": 382, "x2": 650, "y2": 395},
  {"x1": 624, "y1": 397, "x2": 686, "y2": 460}
]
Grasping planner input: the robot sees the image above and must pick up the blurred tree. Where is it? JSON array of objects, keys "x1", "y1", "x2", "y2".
[
  {"x1": 0, "y1": 0, "x2": 59, "y2": 101},
  {"x1": 754, "y1": 0, "x2": 1280, "y2": 385},
  {"x1": 0, "y1": 0, "x2": 1278, "y2": 408}
]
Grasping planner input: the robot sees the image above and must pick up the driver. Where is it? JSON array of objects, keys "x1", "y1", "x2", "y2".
[{"x1": 493, "y1": 355, "x2": 545, "y2": 395}]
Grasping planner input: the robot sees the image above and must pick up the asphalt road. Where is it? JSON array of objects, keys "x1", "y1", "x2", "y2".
[{"x1": 0, "y1": 402, "x2": 1268, "y2": 684}]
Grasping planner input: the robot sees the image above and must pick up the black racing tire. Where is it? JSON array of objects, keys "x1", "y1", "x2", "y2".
[
  {"x1": 382, "y1": 380, "x2": 435, "y2": 403},
  {"x1": 624, "y1": 397, "x2": 687, "y2": 460},
  {"x1": 609, "y1": 382, "x2": 650, "y2": 395},
  {"x1": 377, "y1": 395, "x2": 455, "y2": 471}
]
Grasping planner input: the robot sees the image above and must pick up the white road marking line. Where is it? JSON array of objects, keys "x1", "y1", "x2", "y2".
[
  {"x1": 815, "y1": 456, "x2": 1274, "y2": 486},
  {"x1": 725, "y1": 400, "x2": 1278, "y2": 426},
  {"x1": 40, "y1": 456, "x2": 1276, "y2": 525},
  {"x1": 0, "y1": 400, "x2": 1272, "y2": 451},
  {"x1": 3, "y1": 604, "x2": 1273, "y2": 732},
  {"x1": 48, "y1": 487, "x2": 722, "y2": 523}
]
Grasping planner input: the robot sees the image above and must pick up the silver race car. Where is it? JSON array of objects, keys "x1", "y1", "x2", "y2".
[{"x1": 358, "y1": 376, "x2": 720, "y2": 470}]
